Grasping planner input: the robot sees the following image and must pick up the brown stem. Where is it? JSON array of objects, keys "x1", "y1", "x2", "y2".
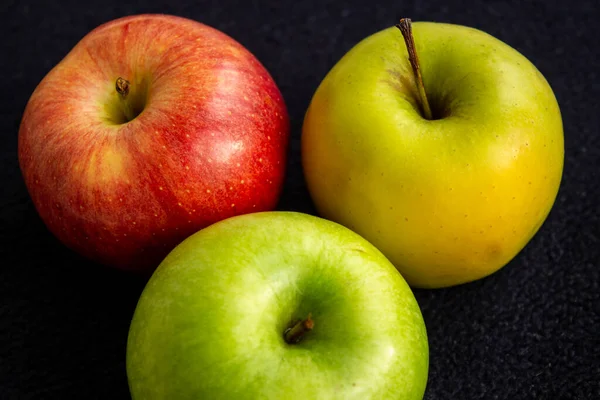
[
  {"x1": 115, "y1": 77, "x2": 135, "y2": 122},
  {"x1": 284, "y1": 314, "x2": 314, "y2": 344},
  {"x1": 115, "y1": 77, "x2": 130, "y2": 97},
  {"x1": 396, "y1": 18, "x2": 433, "y2": 120}
]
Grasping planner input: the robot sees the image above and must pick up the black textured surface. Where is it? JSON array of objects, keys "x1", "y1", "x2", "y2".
[{"x1": 1, "y1": 0, "x2": 599, "y2": 399}]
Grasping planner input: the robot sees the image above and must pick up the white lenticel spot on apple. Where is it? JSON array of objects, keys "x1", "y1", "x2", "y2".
[{"x1": 159, "y1": 187, "x2": 163, "y2": 191}]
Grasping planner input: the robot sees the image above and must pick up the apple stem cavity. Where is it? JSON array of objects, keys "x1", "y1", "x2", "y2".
[
  {"x1": 284, "y1": 313, "x2": 314, "y2": 344},
  {"x1": 115, "y1": 77, "x2": 137, "y2": 122},
  {"x1": 396, "y1": 18, "x2": 434, "y2": 120}
]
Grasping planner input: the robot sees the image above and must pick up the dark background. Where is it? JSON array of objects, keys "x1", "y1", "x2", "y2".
[{"x1": 1, "y1": 0, "x2": 598, "y2": 399}]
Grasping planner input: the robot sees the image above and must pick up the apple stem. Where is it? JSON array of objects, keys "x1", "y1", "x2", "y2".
[
  {"x1": 396, "y1": 18, "x2": 434, "y2": 120},
  {"x1": 115, "y1": 77, "x2": 136, "y2": 122},
  {"x1": 284, "y1": 313, "x2": 314, "y2": 344}
]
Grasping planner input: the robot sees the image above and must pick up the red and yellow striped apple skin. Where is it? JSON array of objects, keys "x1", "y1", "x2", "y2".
[{"x1": 18, "y1": 14, "x2": 289, "y2": 272}]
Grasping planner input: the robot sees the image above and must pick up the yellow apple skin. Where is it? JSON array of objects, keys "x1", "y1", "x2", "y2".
[{"x1": 301, "y1": 22, "x2": 564, "y2": 288}]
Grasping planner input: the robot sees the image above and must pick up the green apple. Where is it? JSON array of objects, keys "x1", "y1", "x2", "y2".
[
  {"x1": 301, "y1": 19, "x2": 564, "y2": 288},
  {"x1": 126, "y1": 211, "x2": 428, "y2": 399}
]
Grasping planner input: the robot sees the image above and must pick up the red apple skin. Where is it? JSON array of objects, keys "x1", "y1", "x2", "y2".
[{"x1": 18, "y1": 14, "x2": 290, "y2": 273}]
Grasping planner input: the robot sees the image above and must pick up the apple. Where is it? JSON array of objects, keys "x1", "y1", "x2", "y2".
[
  {"x1": 18, "y1": 14, "x2": 289, "y2": 272},
  {"x1": 301, "y1": 19, "x2": 564, "y2": 288},
  {"x1": 126, "y1": 211, "x2": 429, "y2": 399}
]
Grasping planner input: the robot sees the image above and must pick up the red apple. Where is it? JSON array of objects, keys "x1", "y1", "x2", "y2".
[{"x1": 18, "y1": 14, "x2": 290, "y2": 273}]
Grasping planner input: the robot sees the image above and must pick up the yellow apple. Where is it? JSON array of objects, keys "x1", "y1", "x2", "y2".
[{"x1": 301, "y1": 20, "x2": 564, "y2": 288}]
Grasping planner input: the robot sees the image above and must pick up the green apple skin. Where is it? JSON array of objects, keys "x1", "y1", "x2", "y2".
[
  {"x1": 301, "y1": 22, "x2": 564, "y2": 288},
  {"x1": 126, "y1": 211, "x2": 428, "y2": 400}
]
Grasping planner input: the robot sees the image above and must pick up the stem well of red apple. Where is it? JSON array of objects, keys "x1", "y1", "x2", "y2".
[{"x1": 111, "y1": 77, "x2": 147, "y2": 124}]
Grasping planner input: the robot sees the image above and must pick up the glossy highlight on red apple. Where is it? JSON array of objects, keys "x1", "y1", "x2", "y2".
[{"x1": 18, "y1": 14, "x2": 290, "y2": 272}]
